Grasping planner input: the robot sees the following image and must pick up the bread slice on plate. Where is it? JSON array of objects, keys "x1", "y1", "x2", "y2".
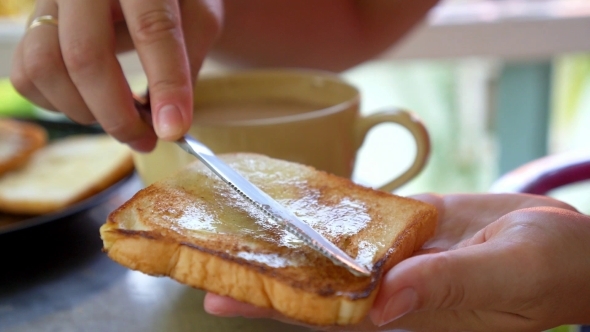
[
  {"x1": 0, "y1": 134, "x2": 134, "y2": 215},
  {"x1": 0, "y1": 119, "x2": 47, "y2": 176},
  {"x1": 100, "y1": 153, "x2": 437, "y2": 326}
]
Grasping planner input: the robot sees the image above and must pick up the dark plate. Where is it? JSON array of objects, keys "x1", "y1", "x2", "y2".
[{"x1": 0, "y1": 118, "x2": 135, "y2": 235}]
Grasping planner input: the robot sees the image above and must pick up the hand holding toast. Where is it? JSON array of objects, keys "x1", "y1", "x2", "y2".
[
  {"x1": 205, "y1": 193, "x2": 590, "y2": 331},
  {"x1": 101, "y1": 154, "x2": 438, "y2": 326}
]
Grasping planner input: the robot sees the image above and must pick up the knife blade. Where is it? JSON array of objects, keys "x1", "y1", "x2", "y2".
[{"x1": 133, "y1": 93, "x2": 371, "y2": 277}]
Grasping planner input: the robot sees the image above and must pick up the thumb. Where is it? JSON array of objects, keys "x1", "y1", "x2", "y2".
[{"x1": 370, "y1": 241, "x2": 515, "y2": 326}]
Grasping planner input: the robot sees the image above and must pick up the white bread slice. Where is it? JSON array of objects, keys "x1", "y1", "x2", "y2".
[
  {"x1": 0, "y1": 119, "x2": 47, "y2": 176},
  {"x1": 100, "y1": 153, "x2": 437, "y2": 326},
  {"x1": 0, "y1": 134, "x2": 133, "y2": 215}
]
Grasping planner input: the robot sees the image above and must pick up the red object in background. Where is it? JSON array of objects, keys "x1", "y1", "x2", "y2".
[{"x1": 490, "y1": 149, "x2": 590, "y2": 195}]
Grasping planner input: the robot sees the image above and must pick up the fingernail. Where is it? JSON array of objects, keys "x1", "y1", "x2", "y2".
[
  {"x1": 155, "y1": 104, "x2": 184, "y2": 139},
  {"x1": 379, "y1": 288, "x2": 418, "y2": 326}
]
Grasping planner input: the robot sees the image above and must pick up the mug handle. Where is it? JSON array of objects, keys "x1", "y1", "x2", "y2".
[{"x1": 354, "y1": 108, "x2": 431, "y2": 192}]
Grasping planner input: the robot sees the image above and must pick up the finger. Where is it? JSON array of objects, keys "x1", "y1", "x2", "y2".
[
  {"x1": 121, "y1": 0, "x2": 193, "y2": 140},
  {"x1": 10, "y1": 37, "x2": 56, "y2": 111},
  {"x1": 370, "y1": 240, "x2": 522, "y2": 326},
  {"x1": 21, "y1": 1, "x2": 96, "y2": 124},
  {"x1": 59, "y1": 0, "x2": 156, "y2": 151},
  {"x1": 204, "y1": 293, "x2": 276, "y2": 318},
  {"x1": 204, "y1": 293, "x2": 383, "y2": 331},
  {"x1": 203, "y1": 293, "x2": 317, "y2": 328},
  {"x1": 382, "y1": 309, "x2": 537, "y2": 332}
]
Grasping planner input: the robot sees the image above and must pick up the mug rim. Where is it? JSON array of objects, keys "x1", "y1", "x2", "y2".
[{"x1": 194, "y1": 68, "x2": 360, "y2": 127}]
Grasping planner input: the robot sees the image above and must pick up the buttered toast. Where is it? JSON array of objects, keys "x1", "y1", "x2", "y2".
[
  {"x1": 0, "y1": 119, "x2": 47, "y2": 176},
  {"x1": 100, "y1": 153, "x2": 437, "y2": 326}
]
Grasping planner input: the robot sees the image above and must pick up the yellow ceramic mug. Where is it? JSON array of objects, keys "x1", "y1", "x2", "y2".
[{"x1": 133, "y1": 69, "x2": 430, "y2": 192}]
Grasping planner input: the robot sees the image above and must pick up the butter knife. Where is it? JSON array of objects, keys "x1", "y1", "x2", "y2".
[{"x1": 133, "y1": 93, "x2": 370, "y2": 277}]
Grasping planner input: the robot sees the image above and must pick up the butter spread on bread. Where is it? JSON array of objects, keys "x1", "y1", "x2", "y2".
[{"x1": 100, "y1": 153, "x2": 437, "y2": 326}]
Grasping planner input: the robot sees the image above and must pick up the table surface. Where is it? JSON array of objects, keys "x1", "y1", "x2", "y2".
[{"x1": 0, "y1": 174, "x2": 312, "y2": 332}]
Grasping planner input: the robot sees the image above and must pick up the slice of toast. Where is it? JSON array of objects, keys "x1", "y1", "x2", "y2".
[
  {"x1": 0, "y1": 119, "x2": 47, "y2": 176},
  {"x1": 100, "y1": 153, "x2": 437, "y2": 326},
  {"x1": 0, "y1": 134, "x2": 134, "y2": 215}
]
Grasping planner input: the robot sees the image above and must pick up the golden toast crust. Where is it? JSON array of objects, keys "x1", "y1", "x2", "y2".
[
  {"x1": 0, "y1": 119, "x2": 47, "y2": 176},
  {"x1": 101, "y1": 153, "x2": 437, "y2": 325}
]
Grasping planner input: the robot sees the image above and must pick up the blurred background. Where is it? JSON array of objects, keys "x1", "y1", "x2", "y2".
[{"x1": 1, "y1": 0, "x2": 589, "y2": 213}]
